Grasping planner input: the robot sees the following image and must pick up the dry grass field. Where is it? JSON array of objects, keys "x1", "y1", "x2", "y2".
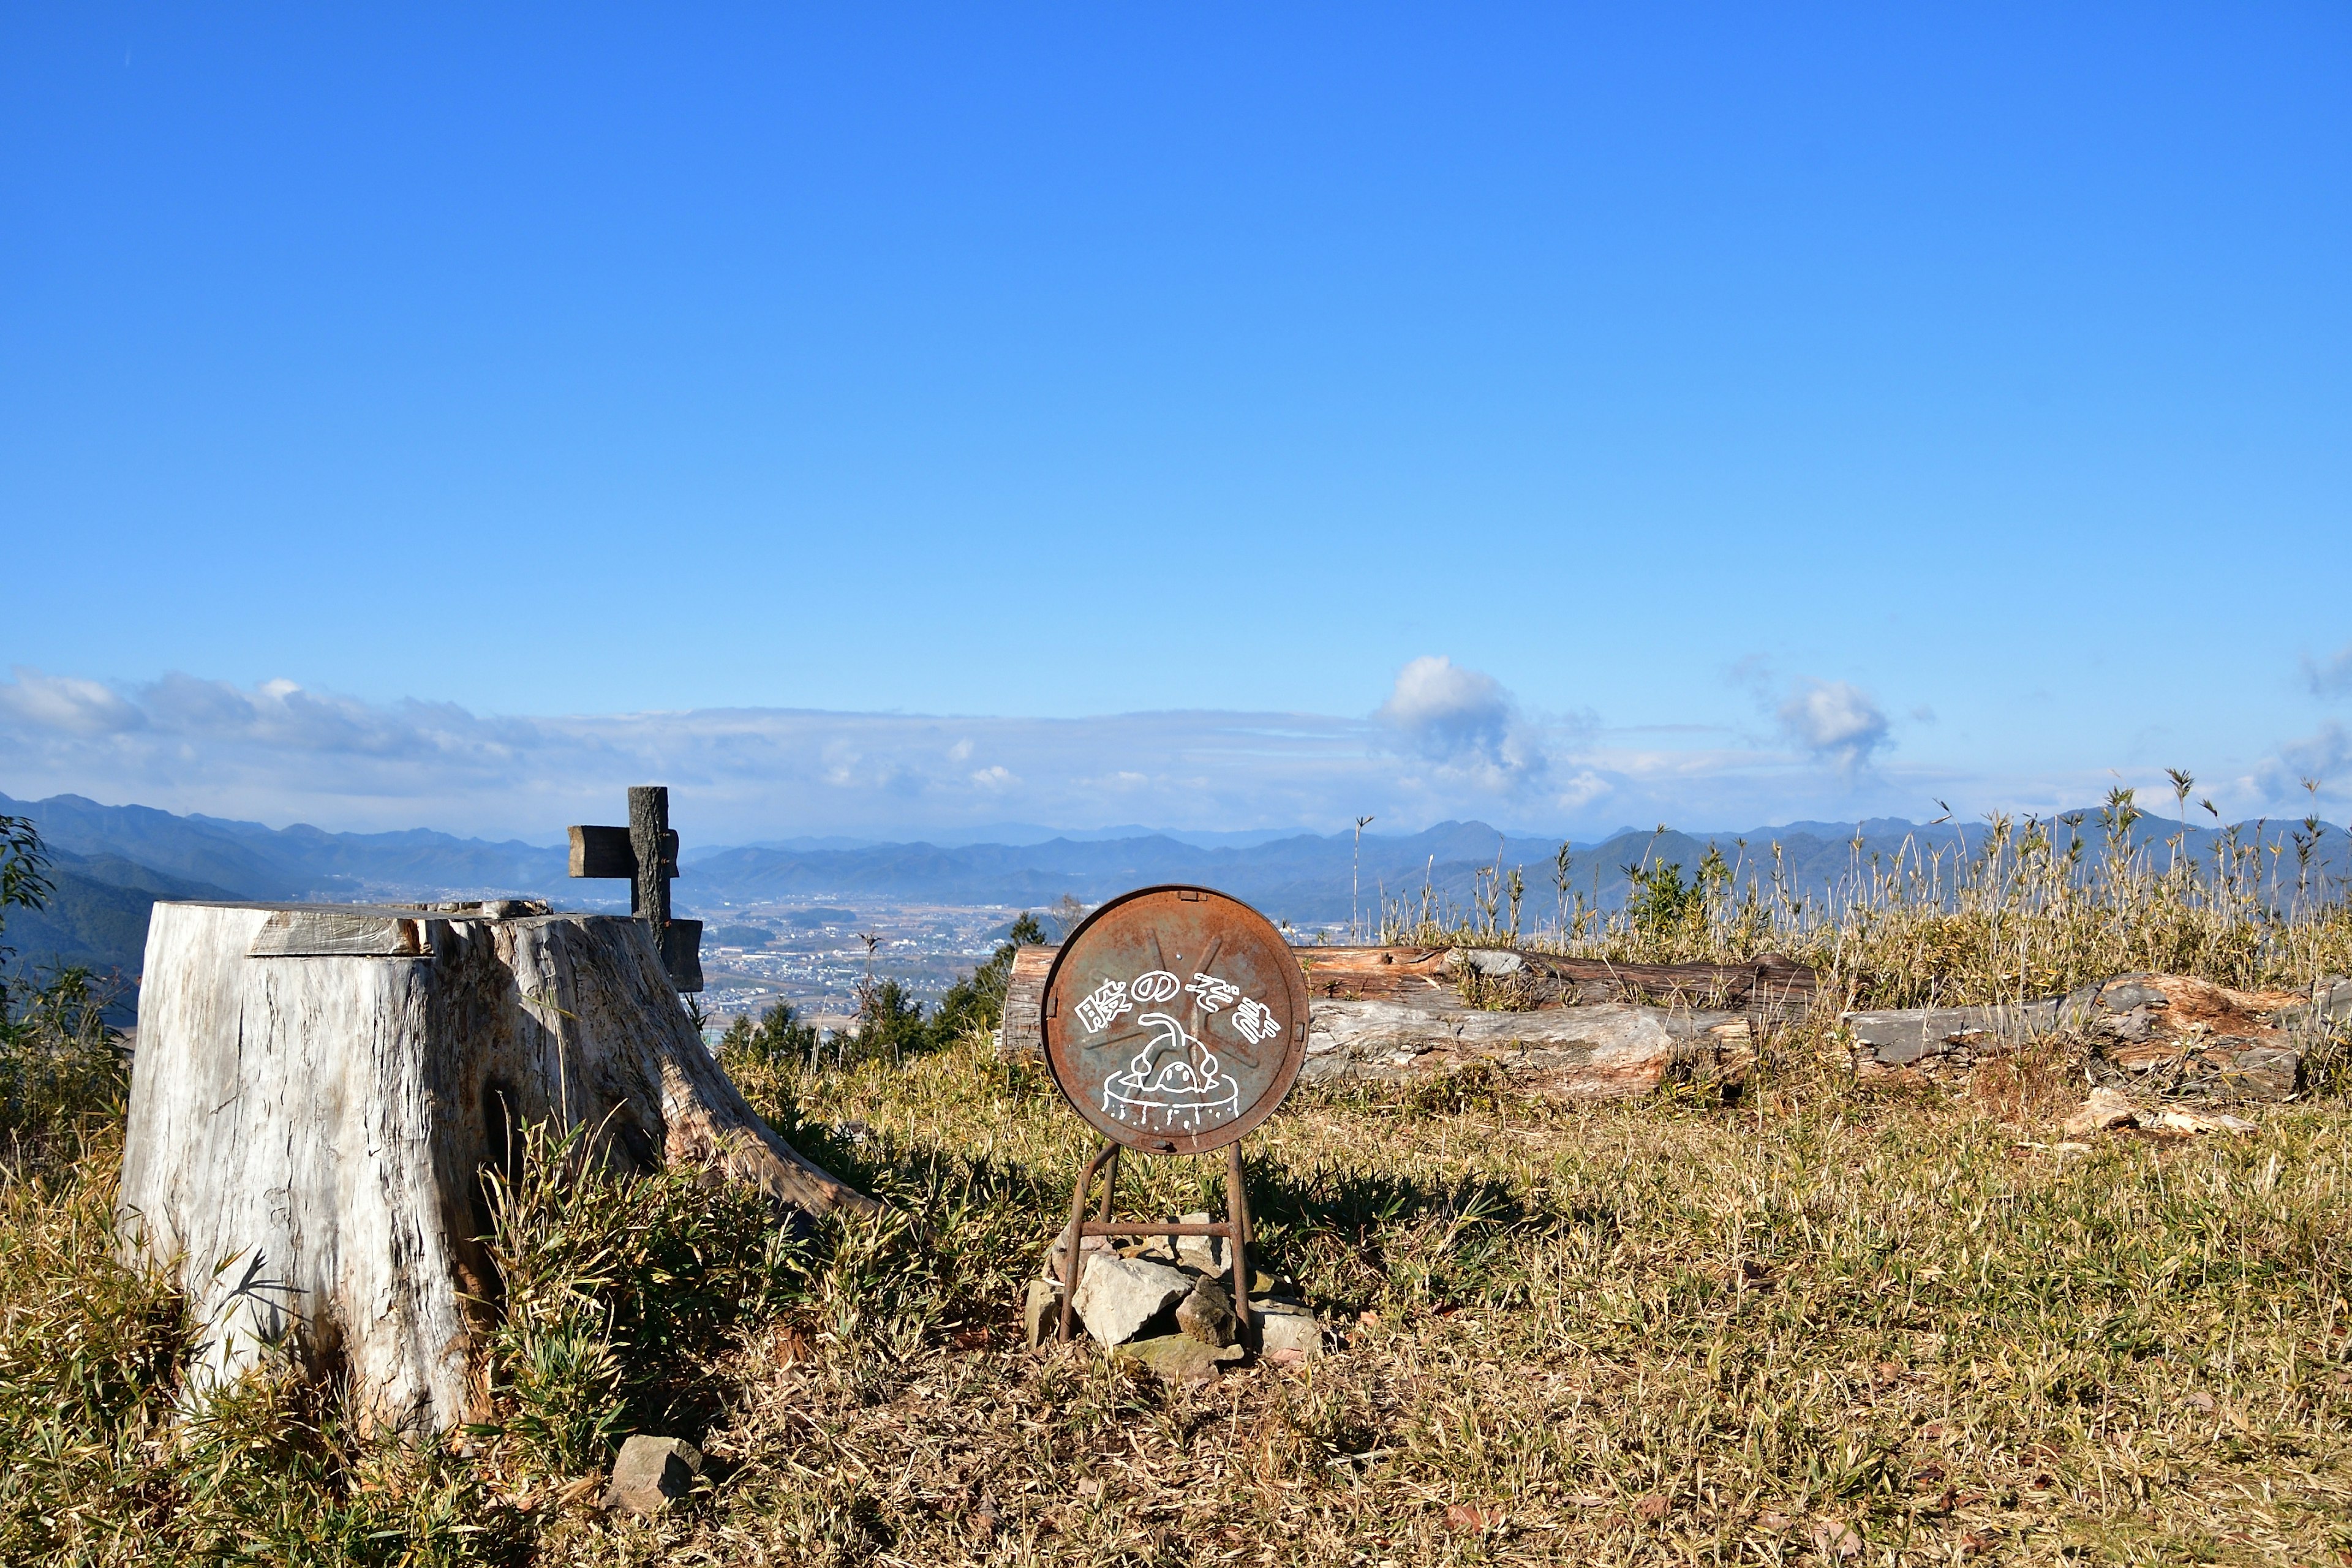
[{"x1": 3, "y1": 802, "x2": 2350, "y2": 1565}]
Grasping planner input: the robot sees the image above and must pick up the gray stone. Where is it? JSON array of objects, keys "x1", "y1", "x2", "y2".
[
  {"x1": 1133, "y1": 1233, "x2": 1180, "y2": 1265},
  {"x1": 2220, "y1": 1046, "x2": 2301, "y2": 1099},
  {"x1": 2269, "y1": 979, "x2": 2350, "y2": 1031},
  {"x1": 1175, "y1": 1280, "x2": 1237, "y2": 1347},
  {"x1": 1174, "y1": 1211, "x2": 1227, "y2": 1275},
  {"x1": 1022, "y1": 1277, "x2": 1063, "y2": 1350},
  {"x1": 602, "y1": 1434, "x2": 702, "y2": 1515},
  {"x1": 1445, "y1": 948, "x2": 1526, "y2": 978},
  {"x1": 1112, "y1": 1332, "x2": 1244, "y2": 1384},
  {"x1": 1046, "y1": 1232, "x2": 1114, "y2": 1276},
  {"x1": 2097, "y1": 981, "x2": 2170, "y2": 1012},
  {"x1": 1252, "y1": 1298, "x2": 1323, "y2": 1363},
  {"x1": 1072, "y1": 1254, "x2": 1191, "y2": 1348},
  {"x1": 2060, "y1": 1087, "x2": 2139, "y2": 1139}
]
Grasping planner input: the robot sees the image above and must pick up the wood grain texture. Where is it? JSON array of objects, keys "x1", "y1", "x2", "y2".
[
  {"x1": 627, "y1": 786, "x2": 671, "y2": 926},
  {"x1": 567, "y1": 824, "x2": 677, "y2": 880},
  {"x1": 1292, "y1": 946, "x2": 1814, "y2": 1015},
  {"x1": 1302, "y1": 998, "x2": 1753, "y2": 1100},
  {"x1": 119, "y1": 900, "x2": 872, "y2": 1435}
]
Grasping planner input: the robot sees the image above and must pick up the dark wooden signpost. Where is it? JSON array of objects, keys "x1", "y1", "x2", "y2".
[{"x1": 568, "y1": 784, "x2": 703, "y2": 992}]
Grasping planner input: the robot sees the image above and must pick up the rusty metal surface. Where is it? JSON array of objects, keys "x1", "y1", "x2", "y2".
[{"x1": 1041, "y1": 885, "x2": 1309, "y2": 1155}]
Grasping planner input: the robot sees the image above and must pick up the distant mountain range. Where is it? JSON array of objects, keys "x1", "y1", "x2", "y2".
[{"x1": 6, "y1": 790, "x2": 2347, "y2": 1012}]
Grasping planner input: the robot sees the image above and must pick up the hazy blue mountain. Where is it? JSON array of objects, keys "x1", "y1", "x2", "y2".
[
  {"x1": 1, "y1": 793, "x2": 572, "y2": 903},
  {"x1": 0, "y1": 846, "x2": 242, "y2": 1017},
  {"x1": 676, "y1": 812, "x2": 2352, "y2": 925},
  {"x1": 6, "y1": 792, "x2": 2345, "y2": 963}
]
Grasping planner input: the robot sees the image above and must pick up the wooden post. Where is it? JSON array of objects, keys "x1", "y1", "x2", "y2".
[
  {"x1": 568, "y1": 785, "x2": 699, "y2": 991},
  {"x1": 628, "y1": 785, "x2": 670, "y2": 927}
]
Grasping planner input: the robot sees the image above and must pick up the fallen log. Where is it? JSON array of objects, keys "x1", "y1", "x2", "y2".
[
  {"x1": 1292, "y1": 945, "x2": 1815, "y2": 1017},
  {"x1": 997, "y1": 941, "x2": 1802, "y2": 1099},
  {"x1": 118, "y1": 900, "x2": 873, "y2": 1434},
  {"x1": 1299, "y1": 998, "x2": 1755, "y2": 1099},
  {"x1": 1843, "y1": 971, "x2": 2334, "y2": 1102}
]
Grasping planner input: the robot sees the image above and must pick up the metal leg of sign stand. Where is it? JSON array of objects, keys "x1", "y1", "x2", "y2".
[{"x1": 1055, "y1": 1138, "x2": 1256, "y2": 1349}]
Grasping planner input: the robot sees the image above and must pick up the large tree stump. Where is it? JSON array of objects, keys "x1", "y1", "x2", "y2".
[{"x1": 118, "y1": 900, "x2": 873, "y2": 1434}]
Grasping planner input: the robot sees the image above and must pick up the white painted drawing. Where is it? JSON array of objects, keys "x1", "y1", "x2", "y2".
[
  {"x1": 1130, "y1": 969, "x2": 1183, "y2": 1003},
  {"x1": 1101, "y1": 1010, "x2": 1243, "y2": 1133}
]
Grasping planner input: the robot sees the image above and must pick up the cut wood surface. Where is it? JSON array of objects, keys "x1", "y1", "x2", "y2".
[
  {"x1": 119, "y1": 901, "x2": 873, "y2": 1435},
  {"x1": 997, "y1": 942, "x2": 1800, "y2": 1099}
]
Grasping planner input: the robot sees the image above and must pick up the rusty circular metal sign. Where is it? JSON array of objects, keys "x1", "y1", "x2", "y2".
[{"x1": 1041, "y1": 884, "x2": 1310, "y2": 1155}]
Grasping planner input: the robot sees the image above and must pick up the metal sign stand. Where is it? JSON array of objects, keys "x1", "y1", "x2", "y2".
[
  {"x1": 1054, "y1": 1138, "x2": 1255, "y2": 1346},
  {"x1": 1034, "y1": 883, "x2": 1310, "y2": 1352}
]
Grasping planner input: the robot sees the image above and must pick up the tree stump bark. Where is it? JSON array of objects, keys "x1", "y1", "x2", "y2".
[{"x1": 118, "y1": 900, "x2": 873, "y2": 1434}]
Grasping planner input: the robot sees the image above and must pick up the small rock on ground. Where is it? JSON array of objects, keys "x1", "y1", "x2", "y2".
[
  {"x1": 603, "y1": 1435, "x2": 701, "y2": 1515},
  {"x1": 1072, "y1": 1254, "x2": 1191, "y2": 1347},
  {"x1": 1253, "y1": 1298, "x2": 1324, "y2": 1364},
  {"x1": 1114, "y1": 1332, "x2": 1245, "y2": 1384},
  {"x1": 1022, "y1": 1277, "x2": 1063, "y2": 1349},
  {"x1": 1175, "y1": 1211, "x2": 1229, "y2": 1275},
  {"x1": 2154, "y1": 1107, "x2": 2258, "y2": 1136},
  {"x1": 1175, "y1": 1280, "x2": 1236, "y2": 1347},
  {"x1": 2060, "y1": 1087, "x2": 2139, "y2": 1138}
]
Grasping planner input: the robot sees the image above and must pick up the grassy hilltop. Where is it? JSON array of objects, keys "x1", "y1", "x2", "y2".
[{"x1": 2, "y1": 800, "x2": 2350, "y2": 1565}]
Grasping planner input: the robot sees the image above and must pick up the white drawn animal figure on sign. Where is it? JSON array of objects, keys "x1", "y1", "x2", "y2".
[{"x1": 1101, "y1": 1009, "x2": 1242, "y2": 1132}]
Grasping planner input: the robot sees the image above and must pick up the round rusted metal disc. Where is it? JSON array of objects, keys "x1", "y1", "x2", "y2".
[{"x1": 1041, "y1": 884, "x2": 1310, "y2": 1155}]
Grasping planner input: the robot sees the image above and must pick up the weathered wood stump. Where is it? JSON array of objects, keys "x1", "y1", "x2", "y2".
[{"x1": 118, "y1": 900, "x2": 872, "y2": 1434}]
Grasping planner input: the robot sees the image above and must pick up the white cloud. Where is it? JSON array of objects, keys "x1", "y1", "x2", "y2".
[
  {"x1": 1374, "y1": 655, "x2": 1547, "y2": 790},
  {"x1": 1776, "y1": 680, "x2": 1891, "y2": 776},
  {"x1": 0, "y1": 664, "x2": 2079, "y2": 841},
  {"x1": 2252, "y1": 722, "x2": 2352, "y2": 805},
  {"x1": 0, "y1": 666, "x2": 146, "y2": 734}
]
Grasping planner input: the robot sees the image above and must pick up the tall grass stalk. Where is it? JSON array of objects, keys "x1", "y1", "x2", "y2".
[{"x1": 1383, "y1": 797, "x2": 2352, "y2": 1007}]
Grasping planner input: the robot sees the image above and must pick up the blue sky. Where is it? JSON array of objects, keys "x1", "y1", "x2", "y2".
[{"x1": 4, "y1": 5, "x2": 2349, "y2": 842}]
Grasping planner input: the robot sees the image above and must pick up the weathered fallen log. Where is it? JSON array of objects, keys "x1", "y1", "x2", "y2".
[
  {"x1": 1294, "y1": 945, "x2": 1815, "y2": 1017},
  {"x1": 119, "y1": 900, "x2": 873, "y2": 1434},
  {"x1": 1298, "y1": 998, "x2": 1754, "y2": 1099},
  {"x1": 998, "y1": 942, "x2": 1798, "y2": 1099},
  {"x1": 1843, "y1": 971, "x2": 2337, "y2": 1102}
]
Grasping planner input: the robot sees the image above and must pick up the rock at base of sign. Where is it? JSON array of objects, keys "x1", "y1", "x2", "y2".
[
  {"x1": 1253, "y1": 1299, "x2": 1324, "y2": 1365},
  {"x1": 1175, "y1": 1211, "x2": 1229, "y2": 1275},
  {"x1": 1047, "y1": 1232, "x2": 1114, "y2": 1276},
  {"x1": 1022, "y1": 1277, "x2": 1063, "y2": 1350},
  {"x1": 1114, "y1": 1333, "x2": 1245, "y2": 1384},
  {"x1": 1074, "y1": 1255, "x2": 1193, "y2": 1348},
  {"x1": 1176, "y1": 1280, "x2": 1237, "y2": 1348},
  {"x1": 602, "y1": 1434, "x2": 702, "y2": 1515}
]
